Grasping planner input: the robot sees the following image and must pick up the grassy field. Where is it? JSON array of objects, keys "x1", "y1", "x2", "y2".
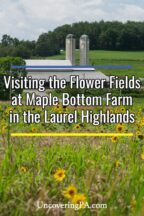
[
  {"x1": 44, "y1": 50, "x2": 144, "y2": 78},
  {"x1": 0, "y1": 98, "x2": 144, "y2": 216}
]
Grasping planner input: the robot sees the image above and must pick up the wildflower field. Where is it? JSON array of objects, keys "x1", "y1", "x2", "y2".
[{"x1": 0, "y1": 97, "x2": 144, "y2": 216}]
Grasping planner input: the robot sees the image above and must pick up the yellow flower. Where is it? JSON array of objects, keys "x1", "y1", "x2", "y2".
[
  {"x1": 136, "y1": 130, "x2": 140, "y2": 135},
  {"x1": 141, "y1": 153, "x2": 144, "y2": 160},
  {"x1": 31, "y1": 127, "x2": 37, "y2": 133},
  {"x1": 1, "y1": 126, "x2": 7, "y2": 135},
  {"x1": 120, "y1": 107, "x2": 126, "y2": 113},
  {"x1": 71, "y1": 193, "x2": 87, "y2": 209},
  {"x1": 136, "y1": 131, "x2": 144, "y2": 140},
  {"x1": 115, "y1": 107, "x2": 119, "y2": 113},
  {"x1": 54, "y1": 168, "x2": 65, "y2": 182},
  {"x1": 56, "y1": 104, "x2": 60, "y2": 109},
  {"x1": 111, "y1": 136, "x2": 118, "y2": 143},
  {"x1": 115, "y1": 160, "x2": 121, "y2": 168},
  {"x1": 62, "y1": 105, "x2": 67, "y2": 110},
  {"x1": 130, "y1": 197, "x2": 136, "y2": 208},
  {"x1": 75, "y1": 124, "x2": 80, "y2": 129},
  {"x1": 141, "y1": 117, "x2": 144, "y2": 124},
  {"x1": 54, "y1": 104, "x2": 63, "y2": 113},
  {"x1": 62, "y1": 185, "x2": 77, "y2": 199},
  {"x1": 116, "y1": 124, "x2": 124, "y2": 133},
  {"x1": 5, "y1": 107, "x2": 13, "y2": 114},
  {"x1": 19, "y1": 166, "x2": 28, "y2": 173}
]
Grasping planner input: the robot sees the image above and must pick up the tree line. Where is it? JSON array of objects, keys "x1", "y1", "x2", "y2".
[{"x1": 0, "y1": 21, "x2": 144, "y2": 58}]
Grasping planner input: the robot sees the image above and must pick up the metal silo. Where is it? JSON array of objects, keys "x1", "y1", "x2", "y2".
[
  {"x1": 66, "y1": 34, "x2": 75, "y2": 65},
  {"x1": 80, "y1": 35, "x2": 89, "y2": 66}
]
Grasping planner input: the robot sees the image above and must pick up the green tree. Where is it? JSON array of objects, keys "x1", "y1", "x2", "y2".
[
  {"x1": 0, "y1": 57, "x2": 26, "y2": 100},
  {"x1": 35, "y1": 32, "x2": 60, "y2": 57}
]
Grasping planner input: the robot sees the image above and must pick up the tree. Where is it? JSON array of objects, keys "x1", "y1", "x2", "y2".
[
  {"x1": 1, "y1": 21, "x2": 144, "y2": 58},
  {"x1": 35, "y1": 32, "x2": 60, "y2": 57},
  {"x1": 0, "y1": 57, "x2": 26, "y2": 100},
  {"x1": 1, "y1": 34, "x2": 18, "y2": 46}
]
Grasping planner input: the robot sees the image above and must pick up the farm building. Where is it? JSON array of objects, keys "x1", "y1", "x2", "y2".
[{"x1": 25, "y1": 34, "x2": 109, "y2": 83}]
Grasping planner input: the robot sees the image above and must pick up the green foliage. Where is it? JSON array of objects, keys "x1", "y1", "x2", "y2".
[
  {"x1": 1, "y1": 21, "x2": 144, "y2": 58},
  {"x1": 0, "y1": 57, "x2": 26, "y2": 100},
  {"x1": 54, "y1": 21, "x2": 144, "y2": 51},
  {"x1": 35, "y1": 32, "x2": 60, "y2": 57},
  {"x1": 47, "y1": 50, "x2": 144, "y2": 78},
  {"x1": 0, "y1": 35, "x2": 36, "y2": 59},
  {"x1": 0, "y1": 32, "x2": 60, "y2": 58}
]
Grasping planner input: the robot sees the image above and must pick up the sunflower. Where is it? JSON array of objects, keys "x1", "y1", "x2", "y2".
[
  {"x1": 5, "y1": 107, "x2": 13, "y2": 115},
  {"x1": 115, "y1": 107, "x2": 119, "y2": 113},
  {"x1": 71, "y1": 193, "x2": 87, "y2": 209},
  {"x1": 141, "y1": 153, "x2": 144, "y2": 160},
  {"x1": 19, "y1": 166, "x2": 28, "y2": 173},
  {"x1": 31, "y1": 127, "x2": 37, "y2": 133},
  {"x1": 62, "y1": 105, "x2": 67, "y2": 110},
  {"x1": 1, "y1": 125, "x2": 7, "y2": 135},
  {"x1": 116, "y1": 124, "x2": 124, "y2": 132},
  {"x1": 120, "y1": 107, "x2": 126, "y2": 113},
  {"x1": 75, "y1": 124, "x2": 80, "y2": 129},
  {"x1": 136, "y1": 131, "x2": 144, "y2": 140},
  {"x1": 111, "y1": 136, "x2": 118, "y2": 143},
  {"x1": 54, "y1": 104, "x2": 63, "y2": 113},
  {"x1": 54, "y1": 168, "x2": 65, "y2": 181},
  {"x1": 130, "y1": 197, "x2": 136, "y2": 208},
  {"x1": 62, "y1": 185, "x2": 77, "y2": 199},
  {"x1": 115, "y1": 160, "x2": 121, "y2": 168},
  {"x1": 139, "y1": 121, "x2": 144, "y2": 127},
  {"x1": 141, "y1": 118, "x2": 144, "y2": 126},
  {"x1": 56, "y1": 104, "x2": 60, "y2": 109}
]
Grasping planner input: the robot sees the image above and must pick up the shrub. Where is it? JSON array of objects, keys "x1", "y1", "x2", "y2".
[{"x1": 0, "y1": 57, "x2": 26, "y2": 100}]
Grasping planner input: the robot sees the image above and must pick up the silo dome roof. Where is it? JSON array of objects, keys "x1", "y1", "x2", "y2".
[
  {"x1": 66, "y1": 34, "x2": 75, "y2": 39},
  {"x1": 80, "y1": 34, "x2": 89, "y2": 39}
]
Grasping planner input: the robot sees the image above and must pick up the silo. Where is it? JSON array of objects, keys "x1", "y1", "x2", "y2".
[
  {"x1": 80, "y1": 35, "x2": 89, "y2": 65},
  {"x1": 66, "y1": 34, "x2": 75, "y2": 65}
]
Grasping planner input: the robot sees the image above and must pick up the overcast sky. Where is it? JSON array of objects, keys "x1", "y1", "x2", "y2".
[{"x1": 0, "y1": 0, "x2": 144, "y2": 40}]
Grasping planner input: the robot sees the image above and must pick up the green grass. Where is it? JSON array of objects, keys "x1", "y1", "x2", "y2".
[
  {"x1": 134, "y1": 97, "x2": 144, "y2": 104},
  {"x1": 45, "y1": 50, "x2": 144, "y2": 78},
  {"x1": 89, "y1": 50, "x2": 144, "y2": 61},
  {"x1": 0, "y1": 102, "x2": 144, "y2": 216},
  {"x1": 44, "y1": 50, "x2": 144, "y2": 61}
]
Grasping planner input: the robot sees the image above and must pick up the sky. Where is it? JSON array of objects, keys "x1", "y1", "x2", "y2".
[{"x1": 0, "y1": 0, "x2": 144, "y2": 40}]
